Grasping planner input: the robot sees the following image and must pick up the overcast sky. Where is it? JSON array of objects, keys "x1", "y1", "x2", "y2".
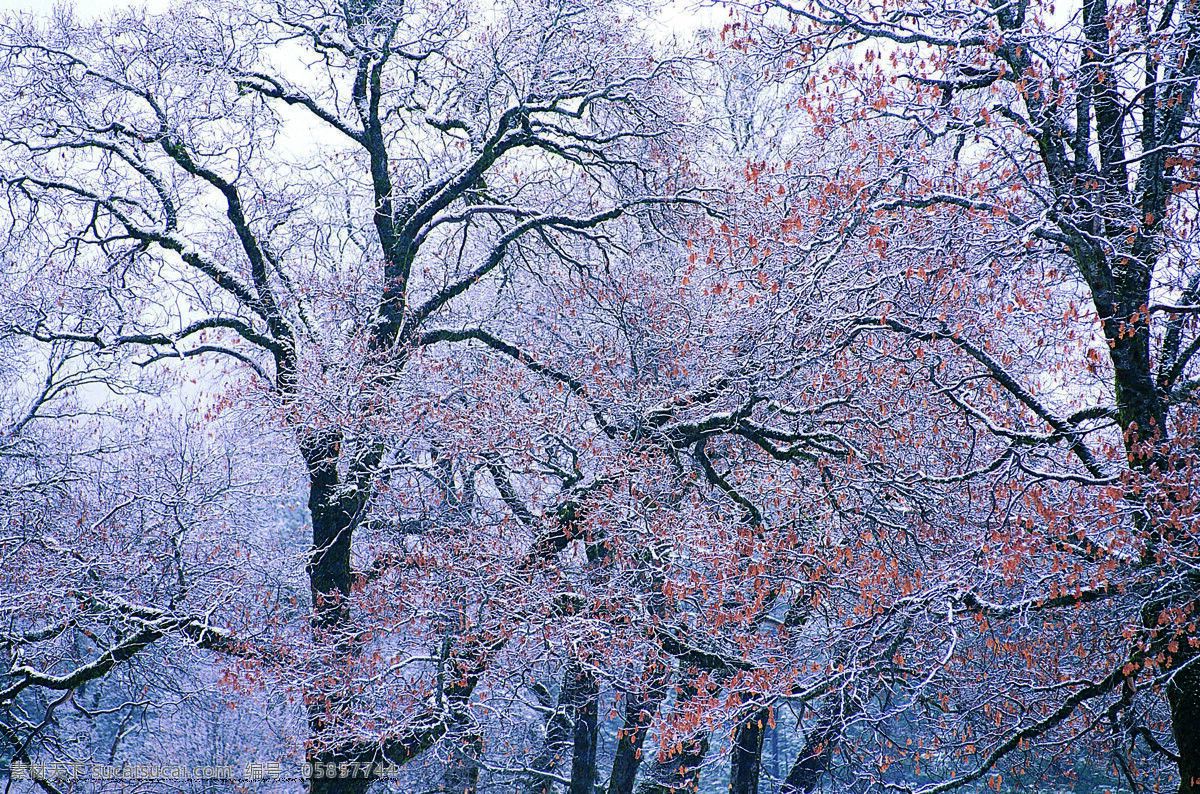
[
  {"x1": 1, "y1": 0, "x2": 721, "y2": 27},
  {"x1": 0, "y1": 0, "x2": 170, "y2": 17}
]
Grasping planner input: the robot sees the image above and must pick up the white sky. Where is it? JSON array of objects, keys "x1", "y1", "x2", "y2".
[
  {"x1": 1, "y1": 0, "x2": 719, "y2": 28},
  {"x1": 0, "y1": 0, "x2": 170, "y2": 17}
]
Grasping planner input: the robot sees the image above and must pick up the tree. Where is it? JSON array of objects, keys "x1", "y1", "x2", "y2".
[
  {"x1": 0, "y1": 4, "x2": 994, "y2": 787},
  {"x1": 0, "y1": 333, "x2": 293, "y2": 791},
  {"x1": 0, "y1": 0, "x2": 712, "y2": 789},
  {"x1": 0, "y1": 3, "x2": 966, "y2": 790},
  {"x1": 711, "y1": 0, "x2": 1200, "y2": 788},
  {"x1": 9, "y1": 0, "x2": 1199, "y2": 792}
]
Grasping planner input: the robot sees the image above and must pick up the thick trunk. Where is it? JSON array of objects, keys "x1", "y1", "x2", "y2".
[
  {"x1": 527, "y1": 684, "x2": 574, "y2": 794},
  {"x1": 634, "y1": 672, "x2": 720, "y2": 794},
  {"x1": 568, "y1": 666, "x2": 599, "y2": 794},
  {"x1": 1162, "y1": 625, "x2": 1200, "y2": 794},
  {"x1": 609, "y1": 665, "x2": 670, "y2": 794},
  {"x1": 527, "y1": 662, "x2": 599, "y2": 794},
  {"x1": 305, "y1": 440, "x2": 363, "y2": 628},
  {"x1": 729, "y1": 706, "x2": 768, "y2": 794},
  {"x1": 1095, "y1": 281, "x2": 1166, "y2": 450},
  {"x1": 1171, "y1": 666, "x2": 1200, "y2": 794},
  {"x1": 303, "y1": 438, "x2": 372, "y2": 794},
  {"x1": 780, "y1": 717, "x2": 839, "y2": 794},
  {"x1": 444, "y1": 731, "x2": 483, "y2": 794},
  {"x1": 310, "y1": 776, "x2": 373, "y2": 793},
  {"x1": 1099, "y1": 242, "x2": 1197, "y2": 792},
  {"x1": 308, "y1": 749, "x2": 374, "y2": 794},
  {"x1": 634, "y1": 734, "x2": 709, "y2": 794}
]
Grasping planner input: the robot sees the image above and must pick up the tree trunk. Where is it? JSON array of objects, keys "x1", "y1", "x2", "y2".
[
  {"x1": 444, "y1": 731, "x2": 483, "y2": 794},
  {"x1": 309, "y1": 775, "x2": 373, "y2": 793},
  {"x1": 780, "y1": 716, "x2": 839, "y2": 794},
  {"x1": 303, "y1": 436, "x2": 376, "y2": 794},
  {"x1": 634, "y1": 735, "x2": 709, "y2": 794},
  {"x1": 527, "y1": 661, "x2": 599, "y2": 794},
  {"x1": 609, "y1": 663, "x2": 669, "y2": 794},
  {"x1": 308, "y1": 750, "x2": 374, "y2": 794},
  {"x1": 1160, "y1": 622, "x2": 1200, "y2": 794},
  {"x1": 527, "y1": 684, "x2": 574, "y2": 794},
  {"x1": 568, "y1": 664, "x2": 600, "y2": 794},
  {"x1": 729, "y1": 706, "x2": 768, "y2": 794},
  {"x1": 305, "y1": 440, "x2": 363, "y2": 626},
  {"x1": 1171, "y1": 666, "x2": 1200, "y2": 794}
]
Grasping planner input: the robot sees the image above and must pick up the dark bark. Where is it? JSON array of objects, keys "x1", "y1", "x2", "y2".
[
  {"x1": 527, "y1": 689, "x2": 573, "y2": 794},
  {"x1": 568, "y1": 666, "x2": 600, "y2": 794},
  {"x1": 308, "y1": 749, "x2": 374, "y2": 794},
  {"x1": 634, "y1": 735, "x2": 710, "y2": 794},
  {"x1": 527, "y1": 662, "x2": 599, "y2": 794},
  {"x1": 306, "y1": 453, "x2": 358, "y2": 624},
  {"x1": 1146, "y1": 604, "x2": 1200, "y2": 794},
  {"x1": 608, "y1": 663, "x2": 670, "y2": 794},
  {"x1": 1170, "y1": 656, "x2": 1200, "y2": 794},
  {"x1": 1072, "y1": 10, "x2": 1200, "y2": 778},
  {"x1": 990, "y1": 0, "x2": 1197, "y2": 784},
  {"x1": 309, "y1": 775, "x2": 373, "y2": 793},
  {"x1": 780, "y1": 717, "x2": 840, "y2": 794},
  {"x1": 633, "y1": 666, "x2": 725, "y2": 794},
  {"x1": 303, "y1": 435, "x2": 373, "y2": 794},
  {"x1": 444, "y1": 731, "x2": 483, "y2": 794},
  {"x1": 729, "y1": 706, "x2": 769, "y2": 794}
]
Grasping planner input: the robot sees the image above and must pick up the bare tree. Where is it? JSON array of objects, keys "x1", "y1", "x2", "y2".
[{"x1": 0, "y1": 0, "x2": 705, "y2": 789}]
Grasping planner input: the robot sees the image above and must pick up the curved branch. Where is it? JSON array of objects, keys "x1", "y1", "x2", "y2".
[{"x1": 416, "y1": 327, "x2": 619, "y2": 438}]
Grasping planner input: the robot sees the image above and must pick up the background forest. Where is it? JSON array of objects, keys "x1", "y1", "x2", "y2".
[{"x1": 1, "y1": 0, "x2": 1199, "y2": 792}]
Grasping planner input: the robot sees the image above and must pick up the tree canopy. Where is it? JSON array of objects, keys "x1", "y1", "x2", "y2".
[{"x1": 2, "y1": 0, "x2": 1200, "y2": 793}]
